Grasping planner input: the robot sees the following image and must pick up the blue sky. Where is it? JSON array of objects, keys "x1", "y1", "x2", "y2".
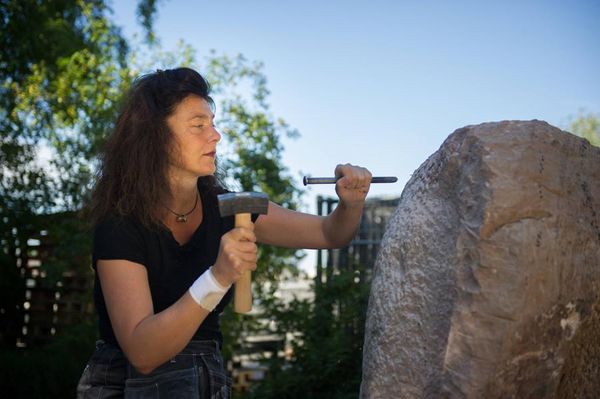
[{"x1": 111, "y1": 0, "x2": 599, "y2": 272}]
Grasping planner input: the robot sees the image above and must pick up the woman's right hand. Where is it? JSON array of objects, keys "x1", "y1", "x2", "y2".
[{"x1": 211, "y1": 226, "x2": 258, "y2": 287}]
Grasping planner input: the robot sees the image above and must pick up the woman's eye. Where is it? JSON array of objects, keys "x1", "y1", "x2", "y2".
[{"x1": 193, "y1": 123, "x2": 215, "y2": 129}]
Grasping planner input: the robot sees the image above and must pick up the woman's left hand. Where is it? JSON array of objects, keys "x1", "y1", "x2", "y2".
[{"x1": 334, "y1": 163, "x2": 372, "y2": 206}]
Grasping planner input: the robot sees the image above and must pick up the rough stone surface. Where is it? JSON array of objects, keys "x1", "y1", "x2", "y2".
[{"x1": 360, "y1": 121, "x2": 600, "y2": 398}]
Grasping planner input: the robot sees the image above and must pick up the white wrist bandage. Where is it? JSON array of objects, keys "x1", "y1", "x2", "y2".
[{"x1": 188, "y1": 267, "x2": 231, "y2": 311}]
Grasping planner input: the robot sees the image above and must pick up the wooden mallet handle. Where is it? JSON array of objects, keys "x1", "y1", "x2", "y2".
[
  {"x1": 234, "y1": 213, "x2": 253, "y2": 313},
  {"x1": 217, "y1": 191, "x2": 269, "y2": 314}
]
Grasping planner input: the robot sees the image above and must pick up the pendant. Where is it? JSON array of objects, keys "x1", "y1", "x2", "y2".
[{"x1": 176, "y1": 215, "x2": 188, "y2": 223}]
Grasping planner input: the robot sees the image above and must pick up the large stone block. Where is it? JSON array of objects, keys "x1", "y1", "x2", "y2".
[{"x1": 361, "y1": 121, "x2": 600, "y2": 398}]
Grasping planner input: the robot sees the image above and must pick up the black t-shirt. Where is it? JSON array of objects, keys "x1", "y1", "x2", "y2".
[{"x1": 92, "y1": 184, "x2": 259, "y2": 349}]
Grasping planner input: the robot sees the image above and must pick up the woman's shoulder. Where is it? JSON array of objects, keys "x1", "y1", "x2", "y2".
[
  {"x1": 94, "y1": 213, "x2": 156, "y2": 243},
  {"x1": 93, "y1": 213, "x2": 151, "y2": 264},
  {"x1": 95, "y1": 213, "x2": 141, "y2": 231}
]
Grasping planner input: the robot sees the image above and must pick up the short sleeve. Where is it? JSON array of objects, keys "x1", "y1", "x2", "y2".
[{"x1": 93, "y1": 216, "x2": 147, "y2": 268}]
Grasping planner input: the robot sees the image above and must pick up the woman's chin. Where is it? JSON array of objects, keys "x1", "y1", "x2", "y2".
[{"x1": 198, "y1": 166, "x2": 216, "y2": 177}]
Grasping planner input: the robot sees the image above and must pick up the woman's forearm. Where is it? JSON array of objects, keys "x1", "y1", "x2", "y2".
[
  {"x1": 321, "y1": 200, "x2": 365, "y2": 248},
  {"x1": 122, "y1": 293, "x2": 209, "y2": 374}
]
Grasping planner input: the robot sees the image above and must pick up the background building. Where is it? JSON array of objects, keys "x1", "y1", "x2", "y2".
[{"x1": 315, "y1": 195, "x2": 401, "y2": 285}]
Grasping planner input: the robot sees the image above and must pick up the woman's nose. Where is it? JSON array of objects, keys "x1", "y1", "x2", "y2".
[{"x1": 210, "y1": 125, "x2": 222, "y2": 143}]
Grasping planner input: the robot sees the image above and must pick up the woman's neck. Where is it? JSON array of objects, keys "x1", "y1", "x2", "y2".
[
  {"x1": 163, "y1": 175, "x2": 204, "y2": 241},
  {"x1": 167, "y1": 176, "x2": 199, "y2": 213}
]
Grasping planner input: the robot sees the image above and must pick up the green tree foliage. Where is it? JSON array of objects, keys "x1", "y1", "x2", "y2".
[
  {"x1": 567, "y1": 111, "x2": 600, "y2": 147},
  {"x1": 0, "y1": 321, "x2": 97, "y2": 397},
  {"x1": 245, "y1": 264, "x2": 370, "y2": 399},
  {"x1": 1, "y1": 0, "x2": 131, "y2": 213},
  {"x1": 1, "y1": 0, "x2": 130, "y2": 348},
  {"x1": 136, "y1": 0, "x2": 160, "y2": 43}
]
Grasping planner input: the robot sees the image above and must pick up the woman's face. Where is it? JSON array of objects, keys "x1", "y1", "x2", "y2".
[{"x1": 166, "y1": 95, "x2": 221, "y2": 179}]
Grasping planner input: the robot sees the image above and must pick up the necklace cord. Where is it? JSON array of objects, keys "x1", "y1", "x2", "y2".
[{"x1": 165, "y1": 192, "x2": 199, "y2": 222}]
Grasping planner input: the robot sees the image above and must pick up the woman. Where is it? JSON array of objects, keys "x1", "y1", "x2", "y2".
[{"x1": 77, "y1": 67, "x2": 371, "y2": 398}]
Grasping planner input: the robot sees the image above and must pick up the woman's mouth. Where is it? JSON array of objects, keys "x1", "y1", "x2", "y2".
[{"x1": 204, "y1": 151, "x2": 216, "y2": 158}]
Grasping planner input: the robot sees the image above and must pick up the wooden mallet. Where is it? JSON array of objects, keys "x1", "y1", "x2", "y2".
[{"x1": 217, "y1": 191, "x2": 269, "y2": 313}]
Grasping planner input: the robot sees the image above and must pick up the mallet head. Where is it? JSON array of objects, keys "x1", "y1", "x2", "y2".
[{"x1": 217, "y1": 191, "x2": 269, "y2": 217}]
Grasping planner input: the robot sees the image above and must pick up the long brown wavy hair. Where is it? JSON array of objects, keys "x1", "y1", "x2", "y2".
[{"x1": 90, "y1": 67, "x2": 224, "y2": 229}]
